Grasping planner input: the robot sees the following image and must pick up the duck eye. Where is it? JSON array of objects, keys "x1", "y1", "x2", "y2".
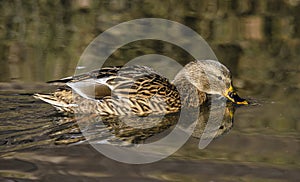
[{"x1": 217, "y1": 76, "x2": 222, "y2": 80}]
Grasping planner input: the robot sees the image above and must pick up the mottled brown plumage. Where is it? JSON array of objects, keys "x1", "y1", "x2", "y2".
[
  {"x1": 34, "y1": 60, "x2": 248, "y2": 116},
  {"x1": 35, "y1": 65, "x2": 182, "y2": 116}
]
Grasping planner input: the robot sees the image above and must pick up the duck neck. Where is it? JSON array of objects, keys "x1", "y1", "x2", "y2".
[{"x1": 172, "y1": 73, "x2": 205, "y2": 107}]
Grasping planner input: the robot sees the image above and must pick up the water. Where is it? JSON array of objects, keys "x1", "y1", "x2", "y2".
[{"x1": 0, "y1": 0, "x2": 299, "y2": 181}]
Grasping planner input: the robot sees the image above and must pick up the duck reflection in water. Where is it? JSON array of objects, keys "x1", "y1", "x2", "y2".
[{"x1": 53, "y1": 98, "x2": 236, "y2": 148}]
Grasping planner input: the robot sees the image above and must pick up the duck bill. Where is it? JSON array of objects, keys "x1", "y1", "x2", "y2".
[{"x1": 224, "y1": 85, "x2": 249, "y2": 105}]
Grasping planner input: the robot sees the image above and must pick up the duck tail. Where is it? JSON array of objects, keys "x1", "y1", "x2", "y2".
[
  {"x1": 46, "y1": 76, "x2": 73, "y2": 83},
  {"x1": 33, "y1": 93, "x2": 76, "y2": 113}
]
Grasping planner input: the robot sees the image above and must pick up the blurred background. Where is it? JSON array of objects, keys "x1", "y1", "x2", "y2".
[
  {"x1": 1, "y1": 0, "x2": 299, "y2": 83},
  {"x1": 0, "y1": 0, "x2": 299, "y2": 181}
]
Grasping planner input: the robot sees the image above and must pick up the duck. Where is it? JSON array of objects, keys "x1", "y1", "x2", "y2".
[{"x1": 34, "y1": 59, "x2": 248, "y2": 116}]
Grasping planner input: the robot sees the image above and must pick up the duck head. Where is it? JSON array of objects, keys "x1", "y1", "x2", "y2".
[{"x1": 175, "y1": 60, "x2": 248, "y2": 105}]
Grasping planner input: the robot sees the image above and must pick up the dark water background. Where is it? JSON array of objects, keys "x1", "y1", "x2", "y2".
[{"x1": 0, "y1": 0, "x2": 299, "y2": 181}]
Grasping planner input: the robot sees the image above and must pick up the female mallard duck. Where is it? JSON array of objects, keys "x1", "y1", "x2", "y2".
[{"x1": 34, "y1": 60, "x2": 248, "y2": 116}]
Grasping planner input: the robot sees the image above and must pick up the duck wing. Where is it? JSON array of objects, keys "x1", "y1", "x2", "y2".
[
  {"x1": 40, "y1": 65, "x2": 181, "y2": 115},
  {"x1": 65, "y1": 65, "x2": 179, "y2": 100}
]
